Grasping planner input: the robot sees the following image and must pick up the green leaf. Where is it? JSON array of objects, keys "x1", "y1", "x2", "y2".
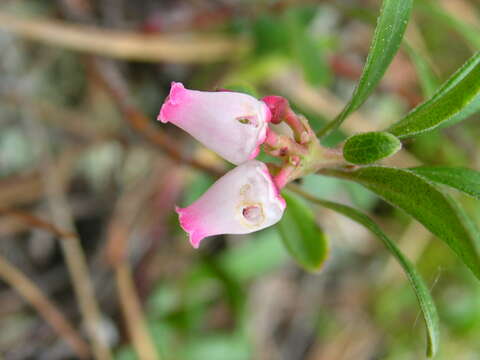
[
  {"x1": 283, "y1": 7, "x2": 331, "y2": 86},
  {"x1": 221, "y1": 228, "x2": 288, "y2": 282},
  {"x1": 293, "y1": 31, "x2": 330, "y2": 86},
  {"x1": 417, "y1": 0, "x2": 480, "y2": 50},
  {"x1": 410, "y1": 166, "x2": 480, "y2": 200},
  {"x1": 289, "y1": 185, "x2": 439, "y2": 357},
  {"x1": 253, "y1": 15, "x2": 290, "y2": 55},
  {"x1": 277, "y1": 191, "x2": 329, "y2": 271},
  {"x1": 317, "y1": 0, "x2": 413, "y2": 138},
  {"x1": 388, "y1": 52, "x2": 480, "y2": 138},
  {"x1": 404, "y1": 42, "x2": 439, "y2": 98},
  {"x1": 343, "y1": 131, "x2": 401, "y2": 165},
  {"x1": 320, "y1": 166, "x2": 480, "y2": 280},
  {"x1": 182, "y1": 333, "x2": 250, "y2": 360}
]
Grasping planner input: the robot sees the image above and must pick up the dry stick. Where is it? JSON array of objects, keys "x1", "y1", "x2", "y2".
[
  {"x1": 42, "y1": 162, "x2": 113, "y2": 360},
  {"x1": 108, "y1": 221, "x2": 160, "y2": 360},
  {"x1": 0, "y1": 149, "x2": 84, "y2": 237},
  {"x1": 24, "y1": 121, "x2": 113, "y2": 360},
  {"x1": 0, "y1": 11, "x2": 248, "y2": 64},
  {"x1": 105, "y1": 168, "x2": 164, "y2": 360},
  {"x1": 115, "y1": 263, "x2": 160, "y2": 360},
  {"x1": 0, "y1": 171, "x2": 43, "y2": 208},
  {"x1": 1, "y1": 93, "x2": 125, "y2": 143},
  {"x1": 0, "y1": 145, "x2": 84, "y2": 210},
  {"x1": 88, "y1": 59, "x2": 223, "y2": 177},
  {"x1": 0, "y1": 254, "x2": 90, "y2": 359},
  {"x1": 0, "y1": 208, "x2": 76, "y2": 239}
]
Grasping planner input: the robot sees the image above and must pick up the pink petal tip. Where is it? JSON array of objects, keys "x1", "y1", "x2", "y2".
[
  {"x1": 158, "y1": 82, "x2": 187, "y2": 124},
  {"x1": 175, "y1": 205, "x2": 207, "y2": 249}
]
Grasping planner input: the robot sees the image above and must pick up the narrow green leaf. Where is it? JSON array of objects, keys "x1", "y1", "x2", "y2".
[
  {"x1": 277, "y1": 191, "x2": 329, "y2": 271},
  {"x1": 343, "y1": 131, "x2": 401, "y2": 165},
  {"x1": 417, "y1": 0, "x2": 480, "y2": 50},
  {"x1": 320, "y1": 166, "x2": 480, "y2": 280},
  {"x1": 410, "y1": 166, "x2": 480, "y2": 200},
  {"x1": 289, "y1": 185, "x2": 439, "y2": 357},
  {"x1": 404, "y1": 42, "x2": 440, "y2": 98},
  {"x1": 388, "y1": 52, "x2": 480, "y2": 138},
  {"x1": 317, "y1": 0, "x2": 413, "y2": 138},
  {"x1": 285, "y1": 8, "x2": 331, "y2": 86},
  {"x1": 294, "y1": 31, "x2": 330, "y2": 86},
  {"x1": 253, "y1": 15, "x2": 290, "y2": 55}
]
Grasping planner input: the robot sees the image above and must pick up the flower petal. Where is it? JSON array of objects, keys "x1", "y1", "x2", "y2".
[
  {"x1": 158, "y1": 82, "x2": 271, "y2": 164},
  {"x1": 176, "y1": 160, "x2": 286, "y2": 248}
]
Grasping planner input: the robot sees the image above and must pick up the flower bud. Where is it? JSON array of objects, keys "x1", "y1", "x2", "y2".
[
  {"x1": 176, "y1": 160, "x2": 286, "y2": 248},
  {"x1": 262, "y1": 95, "x2": 289, "y2": 124},
  {"x1": 158, "y1": 82, "x2": 271, "y2": 164}
]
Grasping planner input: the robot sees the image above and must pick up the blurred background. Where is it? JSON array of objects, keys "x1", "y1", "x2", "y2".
[{"x1": 0, "y1": 0, "x2": 479, "y2": 359}]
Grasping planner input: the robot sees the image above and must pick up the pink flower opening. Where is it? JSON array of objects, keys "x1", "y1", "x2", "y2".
[
  {"x1": 175, "y1": 160, "x2": 286, "y2": 248},
  {"x1": 175, "y1": 206, "x2": 207, "y2": 249}
]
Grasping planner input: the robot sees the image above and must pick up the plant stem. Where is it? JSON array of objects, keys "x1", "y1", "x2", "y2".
[
  {"x1": 0, "y1": 254, "x2": 91, "y2": 359},
  {"x1": 115, "y1": 263, "x2": 161, "y2": 360},
  {"x1": 0, "y1": 11, "x2": 247, "y2": 63},
  {"x1": 24, "y1": 116, "x2": 113, "y2": 360}
]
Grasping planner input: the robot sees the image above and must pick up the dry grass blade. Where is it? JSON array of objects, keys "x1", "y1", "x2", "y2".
[
  {"x1": 0, "y1": 172, "x2": 43, "y2": 208},
  {"x1": 0, "y1": 11, "x2": 249, "y2": 63},
  {"x1": 0, "y1": 208, "x2": 76, "y2": 239},
  {"x1": 40, "y1": 163, "x2": 114, "y2": 360},
  {"x1": 22, "y1": 118, "x2": 113, "y2": 360},
  {"x1": 115, "y1": 264, "x2": 160, "y2": 360},
  {"x1": 105, "y1": 167, "x2": 164, "y2": 360},
  {"x1": 0, "y1": 254, "x2": 90, "y2": 359}
]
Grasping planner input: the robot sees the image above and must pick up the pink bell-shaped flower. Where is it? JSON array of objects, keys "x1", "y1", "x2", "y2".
[
  {"x1": 158, "y1": 82, "x2": 271, "y2": 164},
  {"x1": 176, "y1": 160, "x2": 286, "y2": 248}
]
